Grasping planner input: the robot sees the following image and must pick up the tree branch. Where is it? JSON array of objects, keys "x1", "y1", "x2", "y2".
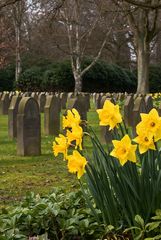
[
  {"x1": 80, "y1": 12, "x2": 118, "y2": 77},
  {"x1": 0, "y1": 0, "x2": 22, "y2": 10},
  {"x1": 122, "y1": 0, "x2": 161, "y2": 9}
]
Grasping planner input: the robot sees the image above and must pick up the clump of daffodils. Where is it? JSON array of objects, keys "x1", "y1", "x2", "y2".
[
  {"x1": 52, "y1": 99, "x2": 161, "y2": 228},
  {"x1": 53, "y1": 100, "x2": 161, "y2": 176},
  {"x1": 52, "y1": 109, "x2": 87, "y2": 179},
  {"x1": 97, "y1": 100, "x2": 161, "y2": 166}
]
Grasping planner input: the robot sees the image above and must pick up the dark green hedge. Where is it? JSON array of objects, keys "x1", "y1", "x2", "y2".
[
  {"x1": 16, "y1": 59, "x2": 137, "y2": 92},
  {"x1": 149, "y1": 65, "x2": 161, "y2": 93},
  {"x1": 2, "y1": 59, "x2": 161, "y2": 93},
  {"x1": 0, "y1": 65, "x2": 15, "y2": 91}
]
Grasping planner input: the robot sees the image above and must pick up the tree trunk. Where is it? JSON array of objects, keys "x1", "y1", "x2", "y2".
[
  {"x1": 136, "y1": 38, "x2": 150, "y2": 94},
  {"x1": 74, "y1": 71, "x2": 82, "y2": 93},
  {"x1": 15, "y1": 24, "x2": 21, "y2": 83}
]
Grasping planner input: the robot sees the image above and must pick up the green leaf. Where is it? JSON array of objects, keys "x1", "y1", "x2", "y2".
[
  {"x1": 146, "y1": 222, "x2": 161, "y2": 231},
  {"x1": 135, "y1": 215, "x2": 145, "y2": 228}
]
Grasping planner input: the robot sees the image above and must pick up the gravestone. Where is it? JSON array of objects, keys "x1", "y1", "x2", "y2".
[
  {"x1": 132, "y1": 97, "x2": 146, "y2": 136},
  {"x1": 60, "y1": 92, "x2": 67, "y2": 109},
  {"x1": 0, "y1": 93, "x2": 10, "y2": 115},
  {"x1": 68, "y1": 92, "x2": 74, "y2": 99},
  {"x1": 31, "y1": 92, "x2": 38, "y2": 101},
  {"x1": 82, "y1": 93, "x2": 91, "y2": 112},
  {"x1": 38, "y1": 93, "x2": 46, "y2": 113},
  {"x1": 145, "y1": 95, "x2": 153, "y2": 113},
  {"x1": 124, "y1": 95, "x2": 134, "y2": 126},
  {"x1": 17, "y1": 97, "x2": 41, "y2": 156},
  {"x1": 95, "y1": 94, "x2": 102, "y2": 109},
  {"x1": 44, "y1": 95, "x2": 61, "y2": 135},
  {"x1": 8, "y1": 96, "x2": 22, "y2": 139},
  {"x1": 118, "y1": 93, "x2": 124, "y2": 101},
  {"x1": 0, "y1": 92, "x2": 2, "y2": 100}
]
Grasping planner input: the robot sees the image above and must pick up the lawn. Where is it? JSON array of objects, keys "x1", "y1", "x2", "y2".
[{"x1": 0, "y1": 105, "x2": 99, "y2": 208}]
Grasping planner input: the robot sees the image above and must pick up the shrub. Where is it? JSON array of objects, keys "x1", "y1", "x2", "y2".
[
  {"x1": 17, "y1": 66, "x2": 43, "y2": 91},
  {"x1": 6, "y1": 58, "x2": 138, "y2": 92},
  {"x1": 0, "y1": 64, "x2": 15, "y2": 91},
  {"x1": 0, "y1": 188, "x2": 105, "y2": 239},
  {"x1": 82, "y1": 60, "x2": 109, "y2": 92},
  {"x1": 149, "y1": 65, "x2": 161, "y2": 92},
  {"x1": 82, "y1": 59, "x2": 136, "y2": 93},
  {"x1": 43, "y1": 61, "x2": 75, "y2": 92}
]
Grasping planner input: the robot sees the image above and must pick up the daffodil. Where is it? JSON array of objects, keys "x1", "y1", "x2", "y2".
[
  {"x1": 97, "y1": 100, "x2": 122, "y2": 130},
  {"x1": 110, "y1": 135, "x2": 137, "y2": 166},
  {"x1": 63, "y1": 108, "x2": 81, "y2": 129},
  {"x1": 52, "y1": 134, "x2": 68, "y2": 159},
  {"x1": 66, "y1": 125, "x2": 83, "y2": 150},
  {"x1": 133, "y1": 132, "x2": 155, "y2": 154},
  {"x1": 67, "y1": 150, "x2": 87, "y2": 179},
  {"x1": 136, "y1": 108, "x2": 161, "y2": 142}
]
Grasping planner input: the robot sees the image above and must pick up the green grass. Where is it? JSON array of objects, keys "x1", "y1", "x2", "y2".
[{"x1": 0, "y1": 106, "x2": 99, "y2": 208}]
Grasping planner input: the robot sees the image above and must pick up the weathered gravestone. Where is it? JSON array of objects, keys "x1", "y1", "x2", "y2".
[
  {"x1": 17, "y1": 97, "x2": 41, "y2": 156},
  {"x1": 0, "y1": 93, "x2": 10, "y2": 115},
  {"x1": 44, "y1": 95, "x2": 61, "y2": 135},
  {"x1": 95, "y1": 93, "x2": 102, "y2": 109},
  {"x1": 124, "y1": 95, "x2": 134, "y2": 126},
  {"x1": 145, "y1": 95, "x2": 153, "y2": 113},
  {"x1": 31, "y1": 92, "x2": 38, "y2": 101},
  {"x1": 82, "y1": 93, "x2": 91, "y2": 111},
  {"x1": 92, "y1": 93, "x2": 97, "y2": 105},
  {"x1": 132, "y1": 96, "x2": 146, "y2": 136},
  {"x1": 38, "y1": 93, "x2": 46, "y2": 113},
  {"x1": 0, "y1": 92, "x2": 2, "y2": 100},
  {"x1": 8, "y1": 96, "x2": 22, "y2": 139},
  {"x1": 60, "y1": 92, "x2": 67, "y2": 110},
  {"x1": 118, "y1": 93, "x2": 124, "y2": 101}
]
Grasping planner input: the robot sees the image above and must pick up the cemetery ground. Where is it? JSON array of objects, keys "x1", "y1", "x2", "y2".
[{"x1": 0, "y1": 107, "x2": 99, "y2": 208}]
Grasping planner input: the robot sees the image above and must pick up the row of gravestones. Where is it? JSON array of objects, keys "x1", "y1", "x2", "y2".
[
  {"x1": 0, "y1": 92, "x2": 91, "y2": 115},
  {"x1": 0, "y1": 91, "x2": 157, "y2": 156},
  {"x1": 0, "y1": 92, "x2": 91, "y2": 156}
]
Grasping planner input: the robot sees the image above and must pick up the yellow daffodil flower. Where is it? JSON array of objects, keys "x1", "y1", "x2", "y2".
[
  {"x1": 67, "y1": 150, "x2": 87, "y2": 179},
  {"x1": 97, "y1": 100, "x2": 122, "y2": 130},
  {"x1": 136, "y1": 108, "x2": 161, "y2": 142},
  {"x1": 133, "y1": 132, "x2": 155, "y2": 154},
  {"x1": 66, "y1": 125, "x2": 83, "y2": 150},
  {"x1": 63, "y1": 108, "x2": 81, "y2": 129},
  {"x1": 110, "y1": 135, "x2": 137, "y2": 166},
  {"x1": 52, "y1": 134, "x2": 68, "y2": 159}
]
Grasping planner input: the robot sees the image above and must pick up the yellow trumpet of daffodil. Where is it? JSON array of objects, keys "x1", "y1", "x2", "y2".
[
  {"x1": 97, "y1": 100, "x2": 122, "y2": 130},
  {"x1": 66, "y1": 125, "x2": 83, "y2": 150},
  {"x1": 67, "y1": 150, "x2": 87, "y2": 179},
  {"x1": 133, "y1": 132, "x2": 155, "y2": 154},
  {"x1": 110, "y1": 135, "x2": 137, "y2": 166},
  {"x1": 136, "y1": 108, "x2": 161, "y2": 142},
  {"x1": 63, "y1": 108, "x2": 81, "y2": 129},
  {"x1": 52, "y1": 134, "x2": 68, "y2": 160}
]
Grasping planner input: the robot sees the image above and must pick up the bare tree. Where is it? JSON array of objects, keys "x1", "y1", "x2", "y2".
[
  {"x1": 115, "y1": 0, "x2": 161, "y2": 93},
  {"x1": 123, "y1": 0, "x2": 161, "y2": 9},
  {"x1": 0, "y1": 0, "x2": 21, "y2": 10},
  {"x1": 57, "y1": 0, "x2": 118, "y2": 93}
]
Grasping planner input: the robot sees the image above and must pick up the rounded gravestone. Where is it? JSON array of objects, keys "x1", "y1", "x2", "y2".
[
  {"x1": 8, "y1": 95, "x2": 22, "y2": 139},
  {"x1": 44, "y1": 95, "x2": 60, "y2": 135},
  {"x1": 17, "y1": 97, "x2": 41, "y2": 156}
]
